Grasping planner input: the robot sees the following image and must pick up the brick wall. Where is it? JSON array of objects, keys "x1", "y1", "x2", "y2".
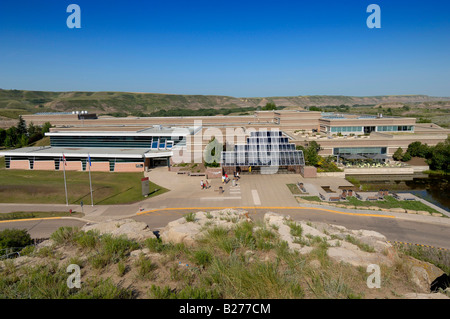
[
  {"x1": 301, "y1": 166, "x2": 317, "y2": 178},
  {"x1": 206, "y1": 167, "x2": 222, "y2": 179}
]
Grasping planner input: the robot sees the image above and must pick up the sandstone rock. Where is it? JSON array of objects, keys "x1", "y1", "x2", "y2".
[
  {"x1": 130, "y1": 248, "x2": 150, "y2": 257},
  {"x1": 82, "y1": 219, "x2": 155, "y2": 241},
  {"x1": 432, "y1": 213, "x2": 443, "y2": 217},
  {"x1": 159, "y1": 219, "x2": 202, "y2": 246},
  {"x1": 411, "y1": 266, "x2": 431, "y2": 291},
  {"x1": 299, "y1": 222, "x2": 331, "y2": 240},
  {"x1": 406, "y1": 256, "x2": 445, "y2": 291},
  {"x1": 159, "y1": 209, "x2": 250, "y2": 246},
  {"x1": 327, "y1": 241, "x2": 393, "y2": 267},
  {"x1": 390, "y1": 208, "x2": 406, "y2": 213},
  {"x1": 417, "y1": 211, "x2": 431, "y2": 216}
]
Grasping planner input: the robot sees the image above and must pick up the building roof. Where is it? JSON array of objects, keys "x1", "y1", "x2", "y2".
[
  {"x1": 0, "y1": 146, "x2": 173, "y2": 159},
  {"x1": 46, "y1": 125, "x2": 197, "y2": 137}
]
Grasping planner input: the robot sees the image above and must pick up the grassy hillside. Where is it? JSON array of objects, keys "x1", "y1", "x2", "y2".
[
  {"x1": 0, "y1": 89, "x2": 449, "y2": 119},
  {"x1": 1, "y1": 211, "x2": 449, "y2": 299}
]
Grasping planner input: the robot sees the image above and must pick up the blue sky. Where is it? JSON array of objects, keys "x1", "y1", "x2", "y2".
[{"x1": 0, "y1": 0, "x2": 449, "y2": 97}]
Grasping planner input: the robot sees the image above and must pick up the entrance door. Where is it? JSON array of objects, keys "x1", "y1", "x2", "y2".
[{"x1": 364, "y1": 126, "x2": 376, "y2": 134}]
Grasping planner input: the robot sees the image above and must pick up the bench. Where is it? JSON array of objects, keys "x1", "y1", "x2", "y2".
[
  {"x1": 329, "y1": 196, "x2": 340, "y2": 202},
  {"x1": 190, "y1": 173, "x2": 206, "y2": 177},
  {"x1": 177, "y1": 171, "x2": 189, "y2": 174},
  {"x1": 366, "y1": 196, "x2": 379, "y2": 201}
]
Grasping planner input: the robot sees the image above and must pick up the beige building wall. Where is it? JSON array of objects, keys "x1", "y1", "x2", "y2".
[
  {"x1": 114, "y1": 162, "x2": 144, "y2": 172},
  {"x1": 9, "y1": 160, "x2": 29, "y2": 169},
  {"x1": 33, "y1": 161, "x2": 55, "y2": 170},
  {"x1": 90, "y1": 162, "x2": 110, "y2": 172}
]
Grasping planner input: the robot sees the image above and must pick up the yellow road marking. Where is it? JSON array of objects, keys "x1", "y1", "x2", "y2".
[{"x1": 136, "y1": 206, "x2": 396, "y2": 219}]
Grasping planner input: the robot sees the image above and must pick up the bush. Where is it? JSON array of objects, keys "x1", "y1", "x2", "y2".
[
  {"x1": 74, "y1": 230, "x2": 100, "y2": 249},
  {"x1": 0, "y1": 229, "x2": 32, "y2": 253},
  {"x1": 190, "y1": 249, "x2": 213, "y2": 267},
  {"x1": 184, "y1": 212, "x2": 196, "y2": 223},
  {"x1": 50, "y1": 227, "x2": 80, "y2": 245}
]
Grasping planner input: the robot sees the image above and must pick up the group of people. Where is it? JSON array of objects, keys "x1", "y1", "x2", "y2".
[
  {"x1": 222, "y1": 171, "x2": 240, "y2": 184},
  {"x1": 200, "y1": 179, "x2": 210, "y2": 189},
  {"x1": 222, "y1": 173, "x2": 229, "y2": 184},
  {"x1": 200, "y1": 170, "x2": 241, "y2": 189}
]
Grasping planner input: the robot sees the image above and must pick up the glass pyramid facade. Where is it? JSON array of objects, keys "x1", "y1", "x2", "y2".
[{"x1": 221, "y1": 130, "x2": 305, "y2": 167}]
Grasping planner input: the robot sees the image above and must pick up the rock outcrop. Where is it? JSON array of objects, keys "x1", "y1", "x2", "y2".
[{"x1": 81, "y1": 218, "x2": 154, "y2": 241}]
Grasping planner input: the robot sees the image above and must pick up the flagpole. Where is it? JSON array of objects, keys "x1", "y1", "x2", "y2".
[
  {"x1": 88, "y1": 154, "x2": 93, "y2": 206},
  {"x1": 62, "y1": 154, "x2": 68, "y2": 206}
]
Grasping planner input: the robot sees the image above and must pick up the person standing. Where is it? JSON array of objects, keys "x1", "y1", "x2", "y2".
[{"x1": 200, "y1": 180, "x2": 204, "y2": 189}]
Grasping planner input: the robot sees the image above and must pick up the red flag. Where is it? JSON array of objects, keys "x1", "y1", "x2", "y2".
[{"x1": 62, "y1": 154, "x2": 67, "y2": 166}]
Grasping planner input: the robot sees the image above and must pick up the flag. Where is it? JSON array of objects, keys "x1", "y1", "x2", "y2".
[
  {"x1": 88, "y1": 154, "x2": 91, "y2": 166},
  {"x1": 62, "y1": 154, "x2": 67, "y2": 166}
]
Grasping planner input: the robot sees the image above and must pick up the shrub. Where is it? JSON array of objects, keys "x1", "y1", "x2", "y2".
[
  {"x1": 191, "y1": 249, "x2": 213, "y2": 267},
  {"x1": 144, "y1": 237, "x2": 166, "y2": 253},
  {"x1": 100, "y1": 234, "x2": 139, "y2": 261},
  {"x1": 184, "y1": 212, "x2": 196, "y2": 223},
  {"x1": 50, "y1": 227, "x2": 80, "y2": 245},
  {"x1": 0, "y1": 229, "x2": 32, "y2": 252},
  {"x1": 74, "y1": 230, "x2": 100, "y2": 249},
  {"x1": 135, "y1": 254, "x2": 158, "y2": 279},
  {"x1": 234, "y1": 221, "x2": 255, "y2": 249},
  {"x1": 117, "y1": 261, "x2": 127, "y2": 277},
  {"x1": 286, "y1": 221, "x2": 303, "y2": 238}
]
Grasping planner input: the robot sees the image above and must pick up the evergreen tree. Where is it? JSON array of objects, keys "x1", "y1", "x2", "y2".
[
  {"x1": 393, "y1": 147, "x2": 403, "y2": 161},
  {"x1": 17, "y1": 116, "x2": 27, "y2": 136}
]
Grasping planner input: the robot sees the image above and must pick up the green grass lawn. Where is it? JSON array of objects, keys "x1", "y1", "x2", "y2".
[
  {"x1": 0, "y1": 158, "x2": 168, "y2": 205},
  {"x1": 286, "y1": 184, "x2": 302, "y2": 195},
  {"x1": 340, "y1": 196, "x2": 441, "y2": 215},
  {"x1": 298, "y1": 196, "x2": 322, "y2": 202}
]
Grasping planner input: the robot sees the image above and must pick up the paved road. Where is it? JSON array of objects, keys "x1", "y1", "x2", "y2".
[{"x1": 1, "y1": 207, "x2": 449, "y2": 249}]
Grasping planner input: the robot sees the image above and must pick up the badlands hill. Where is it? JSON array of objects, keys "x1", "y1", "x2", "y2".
[{"x1": 1, "y1": 89, "x2": 449, "y2": 118}]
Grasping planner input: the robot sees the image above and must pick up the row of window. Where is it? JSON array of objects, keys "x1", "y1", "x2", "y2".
[
  {"x1": 234, "y1": 144, "x2": 296, "y2": 152},
  {"x1": 4, "y1": 156, "x2": 144, "y2": 170},
  {"x1": 329, "y1": 125, "x2": 414, "y2": 133},
  {"x1": 333, "y1": 147, "x2": 387, "y2": 156},
  {"x1": 330, "y1": 126, "x2": 363, "y2": 133},
  {"x1": 377, "y1": 126, "x2": 414, "y2": 132},
  {"x1": 50, "y1": 136, "x2": 184, "y2": 149},
  {"x1": 222, "y1": 150, "x2": 305, "y2": 166}
]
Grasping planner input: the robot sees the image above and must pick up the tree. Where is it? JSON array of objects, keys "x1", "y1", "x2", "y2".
[
  {"x1": 42, "y1": 122, "x2": 52, "y2": 134},
  {"x1": 407, "y1": 141, "x2": 430, "y2": 158},
  {"x1": 428, "y1": 137, "x2": 450, "y2": 172},
  {"x1": 262, "y1": 102, "x2": 277, "y2": 111},
  {"x1": 17, "y1": 115, "x2": 27, "y2": 136},
  {"x1": 401, "y1": 151, "x2": 412, "y2": 162},
  {"x1": 309, "y1": 106, "x2": 322, "y2": 112},
  {"x1": 393, "y1": 147, "x2": 403, "y2": 161},
  {"x1": 298, "y1": 141, "x2": 321, "y2": 166}
]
